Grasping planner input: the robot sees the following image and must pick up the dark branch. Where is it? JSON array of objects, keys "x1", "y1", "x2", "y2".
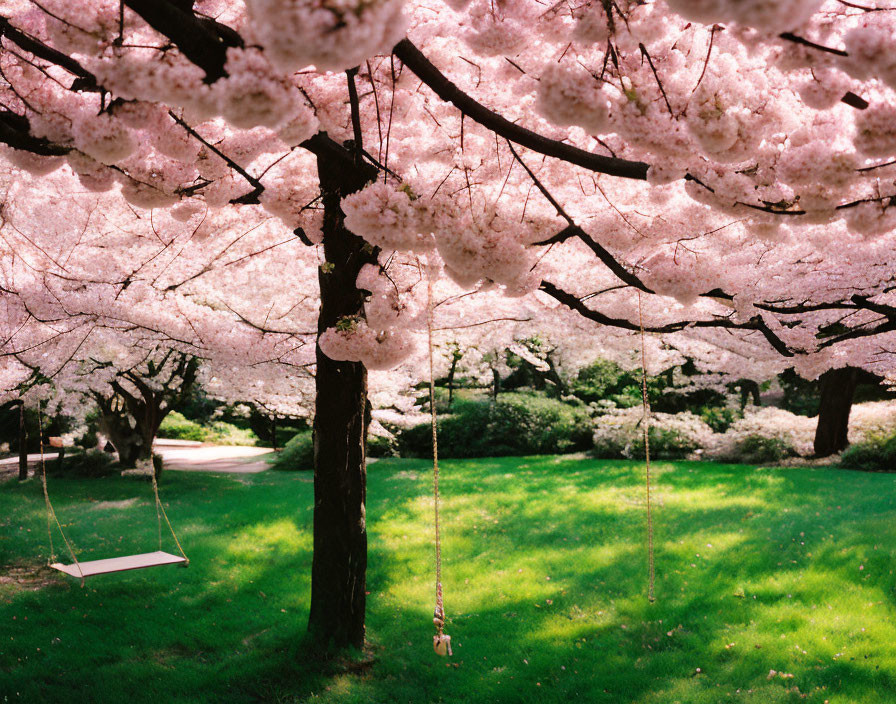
[
  {"x1": 392, "y1": 38, "x2": 650, "y2": 181},
  {"x1": 167, "y1": 110, "x2": 263, "y2": 200},
  {"x1": 779, "y1": 32, "x2": 848, "y2": 57},
  {"x1": 539, "y1": 280, "x2": 794, "y2": 356},
  {"x1": 841, "y1": 91, "x2": 870, "y2": 110},
  {"x1": 638, "y1": 42, "x2": 674, "y2": 116},
  {"x1": 122, "y1": 0, "x2": 238, "y2": 82},
  {"x1": 346, "y1": 67, "x2": 364, "y2": 164},
  {"x1": 0, "y1": 16, "x2": 98, "y2": 90},
  {"x1": 534, "y1": 224, "x2": 652, "y2": 293},
  {"x1": 0, "y1": 111, "x2": 70, "y2": 156}
]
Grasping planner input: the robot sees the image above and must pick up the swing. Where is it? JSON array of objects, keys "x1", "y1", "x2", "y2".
[
  {"x1": 50, "y1": 551, "x2": 187, "y2": 579},
  {"x1": 37, "y1": 411, "x2": 189, "y2": 585}
]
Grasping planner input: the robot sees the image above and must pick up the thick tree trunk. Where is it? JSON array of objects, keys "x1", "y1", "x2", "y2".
[
  {"x1": 307, "y1": 142, "x2": 378, "y2": 651},
  {"x1": 100, "y1": 417, "x2": 148, "y2": 467},
  {"x1": 814, "y1": 367, "x2": 858, "y2": 457},
  {"x1": 96, "y1": 402, "x2": 160, "y2": 468},
  {"x1": 739, "y1": 379, "x2": 761, "y2": 408},
  {"x1": 17, "y1": 401, "x2": 27, "y2": 481},
  {"x1": 248, "y1": 408, "x2": 277, "y2": 448}
]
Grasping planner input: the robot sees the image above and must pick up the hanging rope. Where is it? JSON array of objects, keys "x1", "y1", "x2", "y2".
[
  {"x1": 38, "y1": 406, "x2": 84, "y2": 586},
  {"x1": 150, "y1": 466, "x2": 189, "y2": 564},
  {"x1": 38, "y1": 401, "x2": 187, "y2": 585},
  {"x1": 637, "y1": 291, "x2": 656, "y2": 603},
  {"x1": 155, "y1": 470, "x2": 163, "y2": 551},
  {"x1": 426, "y1": 267, "x2": 451, "y2": 657}
]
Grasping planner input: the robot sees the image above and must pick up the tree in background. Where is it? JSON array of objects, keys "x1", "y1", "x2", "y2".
[{"x1": 87, "y1": 350, "x2": 200, "y2": 469}]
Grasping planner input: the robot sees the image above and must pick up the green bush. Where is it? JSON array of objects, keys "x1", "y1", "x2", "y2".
[
  {"x1": 571, "y1": 359, "x2": 632, "y2": 404},
  {"x1": 699, "y1": 405, "x2": 742, "y2": 433},
  {"x1": 270, "y1": 431, "x2": 314, "y2": 471},
  {"x1": 157, "y1": 412, "x2": 259, "y2": 446},
  {"x1": 158, "y1": 411, "x2": 208, "y2": 442},
  {"x1": 367, "y1": 433, "x2": 397, "y2": 458},
  {"x1": 399, "y1": 393, "x2": 592, "y2": 459},
  {"x1": 592, "y1": 424, "x2": 701, "y2": 460},
  {"x1": 840, "y1": 431, "x2": 896, "y2": 472},
  {"x1": 733, "y1": 434, "x2": 795, "y2": 464},
  {"x1": 50, "y1": 449, "x2": 119, "y2": 478},
  {"x1": 207, "y1": 421, "x2": 258, "y2": 446}
]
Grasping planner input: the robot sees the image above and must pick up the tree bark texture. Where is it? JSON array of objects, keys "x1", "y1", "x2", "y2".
[
  {"x1": 308, "y1": 141, "x2": 378, "y2": 651},
  {"x1": 814, "y1": 367, "x2": 858, "y2": 457},
  {"x1": 17, "y1": 401, "x2": 27, "y2": 481}
]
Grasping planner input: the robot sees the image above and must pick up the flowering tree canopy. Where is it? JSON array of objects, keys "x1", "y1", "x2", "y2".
[
  {"x1": 2, "y1": 0, "x2": 896, "y2": 650},
  {"x1": 0, "y1": 0, "x2": 895, "y2": 380}
]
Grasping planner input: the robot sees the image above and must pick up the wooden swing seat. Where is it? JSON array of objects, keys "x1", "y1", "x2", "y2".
[{"x1": 50, "y1": 551, "x2": 187, "y2": 579}]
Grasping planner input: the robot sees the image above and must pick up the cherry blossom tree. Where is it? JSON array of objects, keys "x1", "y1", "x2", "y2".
[
  {"x1": 2, "y1": 0, "x2": 896, "y2": 650},
  {"x1": 87, "y1": 347, "x2": 199, "y2": 469}
]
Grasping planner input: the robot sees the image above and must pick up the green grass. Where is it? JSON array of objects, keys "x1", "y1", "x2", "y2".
[{"x1": 2, "y1": 457, "x2": 896, "y2": 703}]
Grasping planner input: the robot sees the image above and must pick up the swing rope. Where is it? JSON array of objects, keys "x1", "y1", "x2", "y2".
[
  {"x1": 151, "y1": 467, "x2": 189, "y2": 564},
  {"x1": 38, "y1": 403, "x2": 188, "y2": 581},
  {"x1": 426, "y1": 266, "x2": 451, "y2": 656},
  {"x1": 38, "y1": 407, "x2": 85, "y2": 586},
  {"x1": 637, "y1": 291, "x2": 656, "y2": 603}
]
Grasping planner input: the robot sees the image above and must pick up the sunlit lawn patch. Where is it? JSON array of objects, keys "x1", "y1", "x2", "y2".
[{"x1": 1, "y1": 457, "x2": 895, "y2": 703}]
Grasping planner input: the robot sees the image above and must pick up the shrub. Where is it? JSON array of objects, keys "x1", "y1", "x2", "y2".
[
  {"x1": 848, "y1": 401, "x2": 896, "y2": 444},
  {"x1": 591, "y1": 409, "x2": 713, "y2": 460},
  {"x1": 705, "y1": 407, "x2": 813, "y2": 462},
  {"x1": 399, "y1": 393, "x2": 592, "y2": 459},
  {"x1": 207, "y1": 421, "x2": 258, "y2": 446},
  {"x1": 50, "y1": 449, "x2": 119, "y2": 478},
  {"x1": 157, "y1": 411, "x2": 259, "y2": 446},
  {"x1": 698, "y1": 405, "x2": 742, "y2": 433},
  {"x1": 572, "y1": 359, "x2": 632, "y2": 404},
  {"x1": 840, "y1": 430, "x2": 896, "y2": 472},
  {"x1": 158, "y1": 411, "x2": 208, "y2": 442},
  {"x1": 367, "y1": 432, "x2": 397, "y2": 458},
  {"x1": 270, "y1": 431, "x2": 314, "y2": 471},
  {"x1": 733, "y1": 434, "x2": 794, "y2": 464}
]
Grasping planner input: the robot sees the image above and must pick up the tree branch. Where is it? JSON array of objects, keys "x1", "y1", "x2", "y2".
[
  {"x1": 539, "y1": 279, "x2": 794, "y2": 356},
  {"x1": 122, "y1": 0, "x2": 238, "y2": 82},
  {"x1": 0, "y1": 111, "x2": 70, "y2": 156},
  {"x1": 778, "y1": 32, "x2": 848, "y2": 57},
  {"x1": 392, "y1": 39, "x2": 650, "y2": 181},
  {"x1": 0, "y1": 16, "x2": 98, "y2": 90}
]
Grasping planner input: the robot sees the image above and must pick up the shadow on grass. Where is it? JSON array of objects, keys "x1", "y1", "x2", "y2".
[{"x1": 2, "y1": 458, "x2": 896, "y2": 703}]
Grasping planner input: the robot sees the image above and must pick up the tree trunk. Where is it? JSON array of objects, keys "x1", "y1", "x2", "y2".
[
  {"x1": 814, "y1": 367, "x2": 858, "y2": 457},
  {"x1": 491, "y1": 368, "x2": 501, "y2": 400},
  {"x1": 545, "y1": 354, "x2": 568, "y2": 397},
  {"x1": 248, "y1": 408, "x2": 277, "y2": 448},
  {"x1": 17, "y1": 401, "x2": 27, "y2": 481},
  {"x1": 307, "y1": 142, "x2": 378, "y2": 652},
  {"x1": 96, "y1": 403, "x2": 156, "y2": 468},
  {"x1": 103, "y1": 421, "x2": 148, "y2": 466},
  {"x1": 447, "y1": 357, "x2": 458, "y2": 408},
  {"x1": 739, "y1": 380, "x2": 761, "y2": 408}
]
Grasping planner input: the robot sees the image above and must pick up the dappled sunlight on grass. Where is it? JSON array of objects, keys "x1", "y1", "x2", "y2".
[{"x1": 2, "y1": 457, "x2": 896, "y2": 702}]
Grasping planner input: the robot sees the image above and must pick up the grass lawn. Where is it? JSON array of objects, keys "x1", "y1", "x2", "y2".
[{"x1": 2, "y1": 457, "x2": 896, "y2": 703}]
